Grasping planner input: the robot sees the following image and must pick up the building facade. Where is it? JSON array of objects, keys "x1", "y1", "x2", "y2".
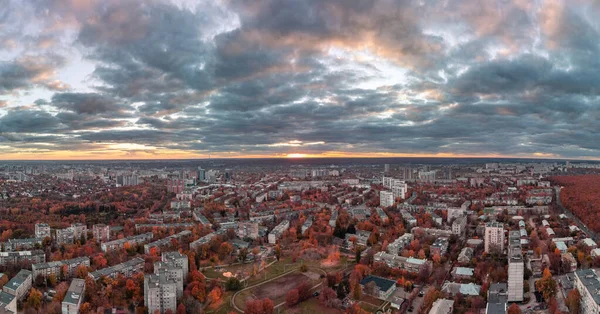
[
  {"x1": 484, "y1": 222, "x2": 505, "y2": 253},
  {"x1": 92, "y1": 224, "x2": 110, "y2": 242}
]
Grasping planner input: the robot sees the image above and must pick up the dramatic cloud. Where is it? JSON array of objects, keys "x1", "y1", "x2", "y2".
[{"x1": 1, "y1": 0, "x2": 599, "y2": 159}]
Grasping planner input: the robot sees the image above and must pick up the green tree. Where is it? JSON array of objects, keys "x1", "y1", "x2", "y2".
[
  {"x1": 355, "y1": 247, "x2": 364, "y2": 263},
  {"x1": 225, "y1": 277, "x2": 242, "y2": 291},
  {"x1": 238, "y1": 248, "x2": 248, "y2": 262}
]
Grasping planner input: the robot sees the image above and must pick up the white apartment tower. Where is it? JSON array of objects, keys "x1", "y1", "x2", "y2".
[
  {"x1": 484, "y1": 222, "x2": 505, "y2": 253},
  {"x1": 144, "y1": 272, "x2": 177, "y2": 314},
  {"x1": 35, "y1": 223, "x2": 51, "y2": 239},
  {"x1": 380, "y1": 190, "x2": 394, "y2": 208}
]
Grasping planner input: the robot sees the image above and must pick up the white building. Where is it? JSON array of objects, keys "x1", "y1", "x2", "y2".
[
  {"x1": 92, "y1": 224, "x2": 110, "y2": 242},
  {"x1": 3, "y1": 269, "x2": 32, "y2": 301},
  {"x1": 429, "y1": 299, "x2": 454, "y2": 314},
  {"x1": 575, "y1": 269, "x2": 600, "y2": 314},
  {"x1": 61, "y1": 279, "x2": 85, "y2": 314},
  {"x1": 380, "y1": 190, "x2": 394, "y2": 208},
  {"x1": 55, "y1": 228, "x2": 75, "y2": 245},
  {"x1": 484, "y1": 222, "x2": 505, "y2": 253},
  {"x1": 71, "y1": 223, "x2": 87, "y2": 240},
  {"x1": 268, "y1": 220, "x2": 290, "y2": 244},
  {"x1": 145, "y1": 272, "x2": 177, "y2": 314},
  {"x1": 35, "y1": 223, "x2": 51, "y2": 239},
  {"x1": 452, "y1": 216, "x2": 467, "y2": 236}
]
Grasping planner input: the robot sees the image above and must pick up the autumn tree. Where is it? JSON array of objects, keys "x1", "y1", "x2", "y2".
[
  {"x1": 508, "y1": 303, "x2": 522, "y2": 314},
  {"x1": 421, "y1": 287, "x2": 441, "y2": 313},
  {"x1": 566, "y1": 289, "x2": 581, "y2": 314},
  {"x1": 26, "y1": 288, "x2": 43, "y2": 311},
  {"x1": 274, "y1": 245, "x2": 282, "y2": 261},
  {"x1": 286, "y1": 289, "x2": 299, "y2": 306},
  {"x1": 535, "y1": 268, "x2": 557, "y2": 302}
]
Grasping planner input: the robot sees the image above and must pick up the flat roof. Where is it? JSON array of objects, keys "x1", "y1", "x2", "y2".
[
  {"x1": 63, "y1": 279, "x2": 85, "y2": 305},
  {"x1": 360, "y1": 275, "x2": 396, "y2": 292}
]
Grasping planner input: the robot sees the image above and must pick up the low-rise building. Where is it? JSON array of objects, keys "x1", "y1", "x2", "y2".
[
  {"x1": 3, "y1": 270, "x2": 32, "y2": 301},
  {"x1": 400, "y1": 210, "x2": 417, "y2": 227},
  {"x1": 452, "y1": 216, "x2": 468, "y2": 236},
  {"x1": 237, "y1": 222, "x2": 259, "y2": 239},
  {"x1": 61, "y1": 279, "x2": 85, "y2": 314},
  {"x1": 0, "y1": 250, "x2": 45, "y2": 266},
  {"x1": 429, "y1": 299, "x2": 454, "y2": 314},
  {"x1": 100, "y1": 232, "x2": 154, "y2": 252},
  {"x1": 143, "y1": 230, "x2": 191, "y2": 254},
  {"x1": 32, "y1": 257, "x2": 90, "y2": 280},
  {"x1": 360, "y1": 275, "x2": 397, "y2": 300},
  {"x1": 575, "y1": 269, "x2": 600, "y2": 314},
  {"x1": 457, "y1": 247, "x2": 473, "y2": 264},
  {"x1": 452, "y1": 267, "x2": 474, "y2": 280},
  {"x1": 374, "y1": 251, "x2": 430, "y2": 274},
  {"x1": 88, "y1": 257, "x2": 144, "y2": 281},
  {"x1": 3, "y1": 238, "x2": 43, "y2": 252},
  {"x1": 0, "y1": 290, "x2": 16, "y2": 314},
  {"x1": 387, "y1": 234, "x2": 413, "y2": 255},
  {"x1": 431, "y1": 238, "x2": 449, "y2": 256},
  {"x1": 562, "y1": 253, "x2": 577, "y2": 273},
  {"x1": 268, "y1": 220, "x2": 289, "y2": 244},
  {"x1": 189, "y1": 233, "x2": 216, "y2": 251},
  {"x1": 441, "y1": 282, "x2": 481, "y2": 297}
]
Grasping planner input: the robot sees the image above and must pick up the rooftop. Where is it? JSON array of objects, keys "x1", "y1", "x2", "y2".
[
  {"x1": 63, "y1": 279, "x2": 85, "y2": 305},
  {"x1": 360, "y1": 275, "x2": 396, "y2": 292}
]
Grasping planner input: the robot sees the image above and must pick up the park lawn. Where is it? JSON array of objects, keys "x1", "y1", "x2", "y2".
[
  {"x1": 289, "y1": 297, "x2": 344, "y2": 314},
  {"x1": 234, "y1": 270, "x2": 322, "y2": 312},
  {"x1": 202, "y1": 262, "x2": 258, "y2": 280},
  {"x1": 358, "y1": 295, "x2": 385, "y2": 313},
  {"x1": 207, "y1": 292, "x2": 235, "y2": 314}
]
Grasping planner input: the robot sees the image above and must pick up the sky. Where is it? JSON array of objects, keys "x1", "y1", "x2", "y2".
[{"x1": 1, "y1": 0, "x2": 599, "y2": 160}]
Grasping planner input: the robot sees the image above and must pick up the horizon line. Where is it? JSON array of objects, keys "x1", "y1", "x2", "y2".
[{"x1": 0, "y1": 155, "x2": 595, "y2": 162}]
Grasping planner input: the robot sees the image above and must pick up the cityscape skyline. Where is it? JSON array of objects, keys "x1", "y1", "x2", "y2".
[{"x1": 2, "y1": 0, "x2": 600, "y2": 160}]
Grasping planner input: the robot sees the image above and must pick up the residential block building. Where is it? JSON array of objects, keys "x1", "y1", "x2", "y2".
[
  {"x1": 3, "y1": 270, "x2": 32, "y2": 301},
  {"x1": 0, "y1": 251, "x2": 45, "y2": 266},
  {"x1": 35, "y1": 223, "x2": 51, "y2": 239},
  {"x1": 92, "y1": 224, "x2": 110, "y2": 242},
  {"x1": 144, "y1": 271, "x2": 177, "y2": 314},
  {"x1": 88, "y1": 257, "x2": 144, "y2": 281},
  {"x1": 485, "y1": 222, "x2": 505, "y2": 253},
  {"x1": 32, "y1": 257, "x2": 90, "y2": 280},
  {"x1": 61, "y1": 279, "x2": 85, "y2": 314},
  {"x1": 268, "y1": 220, "x2": 289, "y2": 244},
  {"x1": 100, "y1": 232, "x2": 153, "y2": 252}
]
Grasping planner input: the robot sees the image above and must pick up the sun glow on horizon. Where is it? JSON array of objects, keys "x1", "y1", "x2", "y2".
[{"x1": 286, "y1": 153, "x2": 308, "y2": 158}]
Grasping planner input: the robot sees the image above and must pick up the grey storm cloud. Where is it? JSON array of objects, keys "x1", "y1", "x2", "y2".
[{"x1": 1, "y1": 0, "x2": 600, "y2": 158}]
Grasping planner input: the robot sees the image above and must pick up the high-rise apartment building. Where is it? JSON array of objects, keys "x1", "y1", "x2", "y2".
[
  {"x1": 380, "y1": 190, "x2": 394, "y2": 208},
  {"x1": 485, "y1": 222, "x2": 505, "y2": 253},
  {"x1": 93, "y1": 224, "x2": 111, "y2": 242}
]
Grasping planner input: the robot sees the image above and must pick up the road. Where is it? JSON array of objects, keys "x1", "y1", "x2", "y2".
[
  {"x1": 518, "y1": 278, "x2": 537, "y2": 311},
  {"x1": 554, "y1": 186, "x2": 600, "y2": 242}
]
